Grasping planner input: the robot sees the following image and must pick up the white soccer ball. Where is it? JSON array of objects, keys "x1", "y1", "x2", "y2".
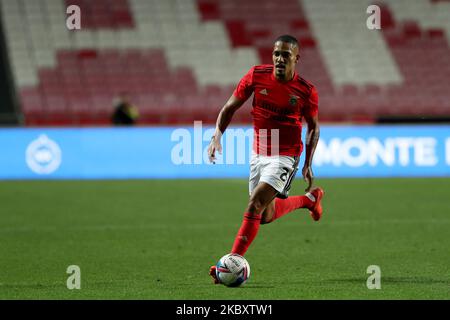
[{"x1": 215, "y1": 253, "x2": 251, "y2": 287}]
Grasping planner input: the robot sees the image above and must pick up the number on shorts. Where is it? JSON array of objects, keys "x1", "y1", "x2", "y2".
[{"x1": 280, "y1": 167, "x2": 289, "y2": 182}]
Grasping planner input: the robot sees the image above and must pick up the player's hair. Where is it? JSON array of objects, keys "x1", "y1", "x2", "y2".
[{"x1": 274, "y1": 35, "x2": 299, "y2": 48}]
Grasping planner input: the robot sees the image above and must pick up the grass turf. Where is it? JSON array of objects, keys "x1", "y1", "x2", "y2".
[{"x1": 0, "y1": 178, "x2": 449, "y2": 299}]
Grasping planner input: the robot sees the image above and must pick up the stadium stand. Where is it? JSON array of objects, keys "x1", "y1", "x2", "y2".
[{"x1": 0, "y1": 0, "x2": 449, "y2": 125}]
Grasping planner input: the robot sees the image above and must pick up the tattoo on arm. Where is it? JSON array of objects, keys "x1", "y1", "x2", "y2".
[
  {"x1": 307, "y1": 129, "x2": 320, "y2": 146},
  {"x1": 305, "y1": 125, "x2": 320, "y2": 167}
]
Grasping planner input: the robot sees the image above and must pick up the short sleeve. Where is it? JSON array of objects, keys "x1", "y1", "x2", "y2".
[
  {"x1": 233, "y1": 67, "x2": 255, "y2": 101},
  {"x1": 304, "y1": 86, "x2": 319, "y2": 118}
]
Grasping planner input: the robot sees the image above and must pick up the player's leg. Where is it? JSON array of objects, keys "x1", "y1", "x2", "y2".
[
  {"x1": 259, "y1": 155, "x2": 324, "y2": 224},
  {"x1": 209, "y1": 152, "x2": 263, "y2": 284},
  {"x1": 230, "y1": 182, "x2": 278, "y2": 256},
  {"x1": 261, "y1": 189, "x2": 324, "y2": 223},
  {"x1": 209, "y1": 181, "x2": 277, "y2": 284},
  {"x1": 260, "y1": 199, "x2": 275, "y2": 224}
]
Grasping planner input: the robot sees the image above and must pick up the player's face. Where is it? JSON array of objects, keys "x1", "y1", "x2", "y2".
[{"x1": 272, "y1": 41, "x2": 299, "y2": 81}]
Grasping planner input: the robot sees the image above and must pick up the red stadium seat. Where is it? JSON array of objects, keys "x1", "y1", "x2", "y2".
[{"x1": 3, "y1": 0, "x2": 448, "y2": 125}]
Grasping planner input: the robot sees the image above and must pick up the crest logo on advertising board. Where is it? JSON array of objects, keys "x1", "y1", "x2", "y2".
[{"x1": 26, "y1": 134, "x2": 62, "y2": 174}]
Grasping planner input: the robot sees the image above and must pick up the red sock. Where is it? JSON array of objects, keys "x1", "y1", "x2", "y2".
[
  {"x1": 231, "y1": 213, "x2": 262, "y2": 256},
  {"x1": 270, "y1": 195, "x2": 313, "y2": 222}
]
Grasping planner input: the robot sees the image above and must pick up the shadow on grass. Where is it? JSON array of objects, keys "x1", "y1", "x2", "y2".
[{"x1": 234, "y1": 284, "x2": 276, "y2": 289}]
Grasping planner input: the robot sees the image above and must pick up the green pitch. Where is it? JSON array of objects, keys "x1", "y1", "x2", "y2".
[{"x1": 0, "y1": 178, "x2": 449, "y2": 299}]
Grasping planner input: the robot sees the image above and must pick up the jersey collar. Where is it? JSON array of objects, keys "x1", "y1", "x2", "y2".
[{"x1": 271, "y1": 70, "x2": 298, "y2": 83}]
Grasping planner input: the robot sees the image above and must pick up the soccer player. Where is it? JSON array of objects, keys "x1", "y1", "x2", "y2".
[{"x1": 207, "y1": 35, "x2": 324, "y2": 284}]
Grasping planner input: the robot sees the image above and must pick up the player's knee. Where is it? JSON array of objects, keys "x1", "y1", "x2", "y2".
[
  {"x1": 259, "y1": 208, "x2": 274, "y2": 225},
  {"x1": 246, "y1": 198, "x2": 265, "y2": 216},
  {"x1": 260, "y1": 216, "x2": 272, "y2": 225}
]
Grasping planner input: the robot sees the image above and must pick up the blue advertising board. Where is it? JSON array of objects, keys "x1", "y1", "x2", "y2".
[{"x1": 1, "y1": 125, "x2": 449, "y2": 179}]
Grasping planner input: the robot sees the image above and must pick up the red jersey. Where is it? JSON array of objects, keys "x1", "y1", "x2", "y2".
[{"x1": 233, "y1": 64, "x2": 318, "y2": 157}]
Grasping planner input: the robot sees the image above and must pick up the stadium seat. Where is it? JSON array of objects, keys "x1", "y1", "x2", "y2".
[{"x1": 1, "y1": 0, "x2": 449, "y2": 125}]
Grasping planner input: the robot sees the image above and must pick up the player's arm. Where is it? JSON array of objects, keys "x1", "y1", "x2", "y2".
[
  {"x1": 302, "y1": 86, "x2": 320, "y2": 192},
  {"x1": 208, "y1": 66, "x2": 254, "y2": 163},
  {"x1": 208, "y1": 95, "x2": 246, "y2": 163},
  {"x1": 302, "y1": 114, "x2": 320, "y2": 191}
]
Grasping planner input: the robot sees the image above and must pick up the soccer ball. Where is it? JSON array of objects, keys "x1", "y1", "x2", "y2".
[{"x1": 215, "y1": 253, "x2": 250, "y2": 287}]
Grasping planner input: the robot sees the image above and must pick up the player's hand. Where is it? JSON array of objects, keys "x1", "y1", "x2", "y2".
[
  {"x1": 302, "y1": 165, "x2": 314, "y2": 192},
  {"x1": 208, "y1": 135, "x2": 222, "y2": 164}
]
